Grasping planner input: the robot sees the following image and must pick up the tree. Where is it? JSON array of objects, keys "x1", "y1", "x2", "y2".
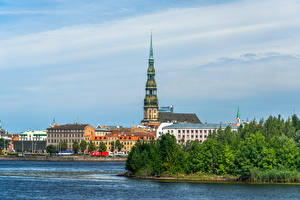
[
  {"x1": 99, "y1": 142, "x2": 107, "y2": 153},
  {"x1": 88, "y1": 141, "x2": 96, "y2": 152},
  {"x1": 0, "y1": 138, "x2": 9, "y2": 151},
  {"x1": 72, "y1": 141, "x2": 79, "y2": 154},
  {"x1": 59, "y1": 141, "x2": 68, "y2": 151},
  {"x1": 115, "y1": 140, "x2": 123, "y2": 152},
  {"x1": 80, "y1": 140, "x2": 87, "y2": 154},
  {"x1": 46, "y1": 145, "x2": 57, "y2": 154},
  {"x1": 110, "y1": 141, "x2": 115, "y2": 153}
]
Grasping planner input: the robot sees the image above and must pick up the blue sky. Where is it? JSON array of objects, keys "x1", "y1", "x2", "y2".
[{"x1": 1, "y1": 0, "x2": 300, "y2": 132}]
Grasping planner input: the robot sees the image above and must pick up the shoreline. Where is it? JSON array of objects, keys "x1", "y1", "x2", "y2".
[
  {"x1": 0, "y1": 155, "x2": 126, "y2": 162},
  {"x1": 121, "y1": 173, "x2": 300, "y2": 184}
]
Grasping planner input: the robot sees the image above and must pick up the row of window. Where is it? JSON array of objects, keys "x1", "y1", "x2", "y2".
[
  {"x1": 48, "y1": 133, "x2": 84, "y2": 138},
  {"x1": 178, "y1": 134, "x2": 207, "y2": 139},
  {"x1": 93, "y1": 141, "x2": 134, "y2": 145},
  {"x1": 48, "y1": 139, "x2": 81, "y2": 143},
  {"x1": 169, "y1": 129, "x2": 213, "y2": 134},
  {"x1": 48, "y1": 129, "x2": 84, "y2": 133}
]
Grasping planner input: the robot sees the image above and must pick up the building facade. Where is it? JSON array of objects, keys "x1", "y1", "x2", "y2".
[
  {"x1": 19, "y1": 130, "x2": 47, "y2": 141},
  {"x1": 142, "y1": 32, "x2": 159, "y2": 124},
  {"x1": 47, "y1": 124, "x2": 95, "y2": 150},
  {"x1": 89, "y1": 132, "x2": 155, "y2": 154},
  {"x1": 161, "y1": 123, "x2": 237, "y2": 143}
]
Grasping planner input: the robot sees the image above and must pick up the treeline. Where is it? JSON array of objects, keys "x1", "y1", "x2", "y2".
[{"x1": 126, "y1": 114, "x2": 300, "y2": 182}]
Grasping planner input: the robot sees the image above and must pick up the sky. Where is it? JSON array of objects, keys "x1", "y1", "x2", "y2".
[{"x1": 1, "y1": 0, "x2": 300, "y2": 132}]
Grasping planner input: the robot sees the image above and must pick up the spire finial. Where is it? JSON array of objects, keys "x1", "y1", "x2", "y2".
[{"x1": 149, "y1": 30, "x2": 153, "y2": 59}]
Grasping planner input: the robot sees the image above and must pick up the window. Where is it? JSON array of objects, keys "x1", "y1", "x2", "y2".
[
  {"x1": 196, "y1": 135, "x2": 198, "y2": 138},
  {"x1": 187, "y1": 130, "x2": 189, "y2": 133},
  {"x1": 178, "y1": 130, "x2": 181, "y2": 133},
  {"x1": 204, "y1": 130, "x2": 207, "y2": 133},
  {"x1": 200, "y1": 130, "x2": 203, "y2": 133},
  {"x1": 182, "y1": 130, "x2": 185, "y2": 133},
  {"x1": 191, "y1": 130, "x2": 194, "y2": 133},
  {"x1": 195, "y1": 130, "x2": 198, "y2": 133}
]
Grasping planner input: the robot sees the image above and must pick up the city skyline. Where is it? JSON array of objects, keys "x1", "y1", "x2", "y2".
[{"x1": 1, "y1": 0, "x2": 300, "y2": 132}]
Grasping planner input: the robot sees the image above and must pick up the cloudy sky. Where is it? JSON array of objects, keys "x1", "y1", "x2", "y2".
[{"x1": 1, "y1": 0, "x2": 300, "y2": 132}]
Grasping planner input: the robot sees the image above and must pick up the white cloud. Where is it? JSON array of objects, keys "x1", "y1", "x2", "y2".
[{"x1": 0, "y1": 0, "x2": 300, "y2": 115}]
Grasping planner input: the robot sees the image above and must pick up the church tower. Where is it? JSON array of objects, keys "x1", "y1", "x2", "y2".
[{"x1": 142, "y1": 32, "x2": 159, "y2": 124}]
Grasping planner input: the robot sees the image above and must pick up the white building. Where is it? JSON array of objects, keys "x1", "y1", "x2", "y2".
[
  {"x1": 19, "y1": 130, "x2": 47, "y2": 141},
  {"x1": 162, "y1": 123, "x2": 238, "y2": 144}
]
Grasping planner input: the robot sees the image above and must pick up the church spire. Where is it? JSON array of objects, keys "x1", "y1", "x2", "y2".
[{"x1": 149, "y1": 30, "x2": 153, "y2": 59}]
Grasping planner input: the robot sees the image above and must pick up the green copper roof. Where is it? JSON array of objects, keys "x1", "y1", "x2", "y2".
[{"x1": 149, "y1": 31, "x2": 153, "y2": 59}]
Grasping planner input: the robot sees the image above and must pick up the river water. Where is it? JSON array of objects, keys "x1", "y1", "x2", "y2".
[{"x1": 0, "y1": 161, "x2": 299, "y2": 200}]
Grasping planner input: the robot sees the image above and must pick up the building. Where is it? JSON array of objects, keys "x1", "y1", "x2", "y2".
[
  {"x1": 161, "y1": 123, "x2": 238, "y2": 143},
  {"x1": 142, "y1": 32, "x2": 159, "y2": 125},
  {"x1": 158, "y1": 112, "x2": 201, "y2": 124},
  {"x1": 47, "y1": 124, "x2": 95, "y2": 150},
  {"x1": 95, "y1": 125, "x2": 112, "y2": 136},
  {"x1": 159, "y1": 105, "x2": 174, "y2": 113},
  {"x1": 89, "y1": 132, "x2": 155, "y2": 154},
  {"x1": 19, "y1": 130, "x2": 47, "y2": 141}
]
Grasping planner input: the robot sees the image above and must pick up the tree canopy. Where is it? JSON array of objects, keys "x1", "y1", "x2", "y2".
[{"x1": 126, "y1": 115, "x2": 300, "y2": 182}]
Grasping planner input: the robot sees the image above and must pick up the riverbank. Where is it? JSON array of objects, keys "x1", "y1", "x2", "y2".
[
  {"x1": 122, "y1": 172, "x2": 300, "y2": 184},
  {"x1": 0, "y1": 155, "x2": 126, "y2": 162}
]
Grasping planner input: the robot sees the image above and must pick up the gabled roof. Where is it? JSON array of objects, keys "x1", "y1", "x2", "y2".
[{"x1": 158, "y1": 112, "x2": 201, "y2": 124}]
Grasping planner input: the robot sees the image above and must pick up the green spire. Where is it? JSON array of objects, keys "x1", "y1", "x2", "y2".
[
  {"x1": 149, "y1": 30, "x2": 153, "y2": 59},
  {"x1": 237, "y1": 107, "x2": 240, "y2": 118}
]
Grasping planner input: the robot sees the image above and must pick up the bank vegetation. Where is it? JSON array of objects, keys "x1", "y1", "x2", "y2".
[{"x1": 125, "y1": 115, "x2": 300, "y2": 183}]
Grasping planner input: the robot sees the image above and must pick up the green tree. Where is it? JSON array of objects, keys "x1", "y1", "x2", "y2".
[
  {"x1": 110, "y1": 141, "x2": 115, "y2": 152},
  {"x1": 0, "y1": 138, "x2": 9, "y2": 151},
  {"x1": 59, "y1": 141, "x2": 68, "y2": 151},
  {"x1": 88, "y1": 141, "x2": 96, "y2": 152},
  {"x1": 80, "y1": 140, "x2": 87, "y2": 154},
  {"x1": 115, "y1": 140, "x2": 123, "y2": 152},
  {"x1": 46, "y1": 145, "x2": 57, "y2": 154},
  {"x1": 72, "y1": 141, "x2": 79, "y2": 154},
  {"x1": 99, "y1": 142, "x2": 107, "y2": 153}
]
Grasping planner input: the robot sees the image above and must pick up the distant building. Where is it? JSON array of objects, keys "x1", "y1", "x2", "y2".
[
  {"x1": 162, "y1": 123, "x2": 237, "y2": 143},
  {"x1": 13, "y1": 141, "x2": 47, "y2": 153},
  {"x1": 0, "y1": 120, "x2": 11, "y2": 140},
  {"x1": 46, "y1": 124, "x2": 95, "y2": 151},
  {"x1": 232, "y1": 107, "x2": 241, "y2": 127},
  {"x1": 158, "y1": 112, "x2": 201, "y2": 124},
  {"x1": 142, "y1": 32, "x2": 159, "y2": 125},
  {"x1": 89, "y1": 132, "x2": 155, "y2": 154},
  {"x1": 95, "y1": 125, "x2": 112, "y2": 136},
  {"x1": 159, "y1": 105, "x2": 174, "y2": 113},
  {"x1": 19, "y1": 130, "x2": 47, "y2": 141}
]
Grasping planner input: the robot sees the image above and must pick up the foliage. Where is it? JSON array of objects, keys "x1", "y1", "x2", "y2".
[
  {"x1": 46, "y1": 145, "x2": 57, "y2": 154},
  {"x1": 59, "y1": 141, "x2": 68, "y2": 151},
  {"x1": 115, "y1": 140, "x2": 124, "y2": 152},
  {"x1": 99, "y1": 142, "x2": 107, "y2": 153},
  {"x1": 88, "y1": 141, "x2": 96, "y2": 152},
  {"x1": 126, "y1": 115, "x2": 300, "y2": 182},
  {"x1": 0, "y1": 138, "x2": 9, "y2": 150},
  {"x1": 72, "y1": 141, "x2": 79, "y2": 154},
  {"x1": 80, "y1": 140, "x2": 87, "y2": 153}
]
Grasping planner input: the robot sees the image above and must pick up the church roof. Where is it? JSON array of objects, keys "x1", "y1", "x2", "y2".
[{"x1": 158, "y1": 112, "x2": 201, "y2": 124}]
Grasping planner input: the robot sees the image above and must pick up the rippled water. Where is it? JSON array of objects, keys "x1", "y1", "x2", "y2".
[{"x1": 0, "y1": 161, "x2": 300, "y2": 200}]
